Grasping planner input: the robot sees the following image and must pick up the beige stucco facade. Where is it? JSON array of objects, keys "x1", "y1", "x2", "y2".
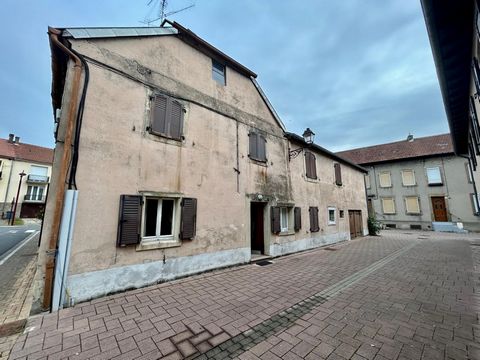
[
  {"x1": 34, "y1": 26, "x2": 367, "y2": 311},
  {"x1": 365, "y1": 155, "x2": 480, "y2": 231}
]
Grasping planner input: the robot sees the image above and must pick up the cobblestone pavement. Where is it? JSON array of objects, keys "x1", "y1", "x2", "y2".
[
  {"x1": 0, "y1": 232, "x2": 39, "y2": 359},
  {"x1": 8, "y1": 230, "x2": 480, "y2": 359}
]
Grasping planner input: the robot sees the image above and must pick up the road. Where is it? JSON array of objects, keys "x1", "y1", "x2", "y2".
[{"x1": 0, "y1": 223, "x2": 40, "y2": 259}]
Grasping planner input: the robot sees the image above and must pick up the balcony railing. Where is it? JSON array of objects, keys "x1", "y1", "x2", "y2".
[
  {"x1": 24, "y1": 194, "x2": 46, "y2": 202},
  {"x1": 27, "y1": 174, "x2": 49, "y2": 183}
]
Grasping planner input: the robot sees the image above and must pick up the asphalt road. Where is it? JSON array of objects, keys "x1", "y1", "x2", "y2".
[{"x1": 0, "y1": 223, "x2": 40, "y2": 259}]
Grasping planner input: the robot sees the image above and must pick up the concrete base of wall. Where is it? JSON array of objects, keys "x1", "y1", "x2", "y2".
[
  {"x1": 269, "y1": 232, "x2": 350, "y2": 257},
  {"x1": 67, "y1": 247, "x2": 251, "y2": 305}
]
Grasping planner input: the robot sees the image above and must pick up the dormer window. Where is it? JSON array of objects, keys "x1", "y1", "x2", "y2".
[{"x1": 212, "y1": 59, "x2": 226, "y2": 85}]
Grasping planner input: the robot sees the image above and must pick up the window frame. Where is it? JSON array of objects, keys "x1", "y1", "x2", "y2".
[
  {"x1": 381, "y1": 197, "x2": 396, "y2": 214},
  {"x1": 26, "y1": 185, "x2": 45, "y2": 201},
  {"x1": 248, "y1": 131, "x2": 267, "y2": 163},
  {"x1": 471, "y1": 193, "x2": 480, "y2": 215},
  {"x1": 305, "y1": 151, "x2": 317, "y2": 180},
  {"x1": 379, "y1": 171, "x2": 392, "y2": 188},
  {"x1": 149, "y1": 94, "x2": 184, "y2": 141},
  {"x1": 327, "y1": 207, "x2": 336, "y2": 225},
  {"x1": 280, "y1": 207, "x2": 289, "y2": 232},
  {"x1": 404, "y1": 196, "x2": 421, "y2": 215},
  {"x1": 212, "y1": 59, "x2": 226, "y2": 85},
  {"x1": 426, "y1": 167, "x2": 443, "y2": 186},
  {"x1": 401, "y1": 169, "x2": 416, "y2": 186},
  {"x1": 142, "y1": 197, "x2": 177, "y2": 243}
]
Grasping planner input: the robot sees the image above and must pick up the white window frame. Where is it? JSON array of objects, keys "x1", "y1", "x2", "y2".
[
  {"x1": 426, "y1": 167, "x2": 442, "y2": 185},
  {"x1": 30, "y1": 165, "x2": 48, "y2": 176},
  {"x1": 379, "y1": 171, "x2": 392, "y2": 188},
  {"x1": 466, "y1": 162, "x2": 473, "y2": 183},
  {"x1": 365, "y1": 174, "x2": 371, "y2": 189},
  {"x1": 405, "y1": 196, "x2": 420, "y2": 214},
  {"x1": 472, "y1": 193, "x2": 480, "y2": 215},
  {"x1": 401, "y1": 169, "x2": 416, "y2": 186},
  {"x1": 381, "y1": 198, "x2": 396, "y2": 214},
  {"x1": 26, "y1": 185, "x2": 45, "y2": 201},
  {"x1": 280, "y1": 207, "x2": 289, "y2": 232},
  {"x1": 142, "y1": 197, "x2": 178, "y2": 243},
  {"x1": 328, "y1": 207, "x2": 336, "y2": 225}
]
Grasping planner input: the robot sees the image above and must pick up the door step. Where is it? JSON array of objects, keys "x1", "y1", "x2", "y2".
[
  {"x1": 250, "y1": 254, "x2": 273, "y2": 264},
  {"x1": 432, "y1": 222, "x2": 468, "y2": 233}
]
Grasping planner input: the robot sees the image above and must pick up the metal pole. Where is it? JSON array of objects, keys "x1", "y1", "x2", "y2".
[{"x1": 11, "y1": 171, "x2": 26, "y2": 225}]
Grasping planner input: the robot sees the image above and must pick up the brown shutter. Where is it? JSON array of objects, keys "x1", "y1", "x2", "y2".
[
  {"x1": 294, "y1": 207, "x2": 301, "y2": 231},
  {"x1": 334, "y1": 163, "x2": 342, "y2": 185},
  {"x1": 271, "y1": 206, "x2": 280, "y2": 233},
  {"x1": 258, "y1": 135, "x2": 267, "y2": 162},
  {"x1": 309, "y1": 207, "x2": 319, "y2": 232},
  {"x1": 305, "y1": 152, "x2": 317, "y2": 179},
  {"x1": 180, "y1": 198, "x2": 197, "y2": 240},
  {"x1": 249, "y1": 132, "x2": 257, "y2": 159},
  {"x1": 151, "y1": 95, "x2": 168, "y2": 135},
  {"x1": 169, "y1": 99, "x2": 183, "y2": 140},
  {"x1": 117, "y1": 195, "x2": 142, "y2": 247}
]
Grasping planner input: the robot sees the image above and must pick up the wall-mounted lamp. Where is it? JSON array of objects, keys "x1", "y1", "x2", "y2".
[{"x1": 289, "y1": 128, "x2": 315, "y2": 161}]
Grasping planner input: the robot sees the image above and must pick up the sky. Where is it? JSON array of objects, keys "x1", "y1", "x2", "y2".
[{"x1": 0, "y1": 0, "x2": 449, "y2": 152}]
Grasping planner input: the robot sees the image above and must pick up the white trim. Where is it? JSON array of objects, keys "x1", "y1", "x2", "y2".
[
  {"x1": 328, "y1": 207, "x2": 336, "y2": 225},
  {"x1": 401, "y1": 169, "x2": 416, "y2": 186}
]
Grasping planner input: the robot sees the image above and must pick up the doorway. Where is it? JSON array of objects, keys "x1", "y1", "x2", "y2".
[
  {"x1": 431, "y1": 196, "x2": 448, "y2": 221},
  {"x1": 250, "y1": 202, "x2": 265, "y2": 254},
  {"x1": 348, "y1": 210, "x2": 363, "y2": 239}
]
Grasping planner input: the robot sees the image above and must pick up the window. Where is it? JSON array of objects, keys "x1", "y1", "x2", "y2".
[
  {"x1": 280, "y1": 207, "x2": 288, "y2": 232},
  {"x1": 334, "y1": 163, "x2": 342, "y2": 186},
  {"x1": 466, "y1": 162, "x2": 473, "y2": 183},
  {"x1": 426, "y1": 167, "x2": 442, "y2": 185},
  {"x1": 309, "y1": 207, "x2": 319, "y2": 232},
  {"x1": 150, "y1": 94, "x2": 184, "y2": 140},
  {"x1": 379, "y1": 172, "x2": 392, "y2": 188},
  {"x1": 26, "y1": 185, "x2": 45, "y2": 201},
  {"x1": 143, "y1": 198, "x2": 176, "y2": 241},
  {"x1": 365, "y1": 174, "x2": 371, "y2": 189},
  {"x1": 473, "y1": 58, "x2": 480, "y2": 95},
  {"x1": 328, "y1": 207, "x2": 336, "y2": 225},
  {"x1": 339, "y1": 210, "x2": 344, "y2": 218},
  {"x1": 249, "y1": 132, "x2": 267, "y2": 162},
  {"x1": 305, "y1": 151, "x2": 317, "y2": 179},
  {"x1": 405, "y1": 197, "x2": 420, "y2": 214},
  {"x1": 472, "y1": 193, "x2": 480, "y2": 215},
  {"x1": 212, "y1": 59, "x2": 226, "y2": 85},
  {"x1": 470, "y1": 97, "x2": 480, "y2": 154},
  {"x1": 29, "y1": 165, "x2": 49, "y2": 182},
  {"x1": 381, "y1": 198, "x2": 395, "y2": 214},
  {"x1": 401, "y1": 170, "x2": 416, "y2": 186}
]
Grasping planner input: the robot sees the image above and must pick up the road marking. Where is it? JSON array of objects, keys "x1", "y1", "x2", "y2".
[
  {"x1": 0, "y1": 231, "x2": 40, "y2": 266},
  {"x1": 25, "y1": 230, "x2": 35, "y2": 233},
  {"x1": 8, "y1": 230, "x2": 18, "y2": 234}
]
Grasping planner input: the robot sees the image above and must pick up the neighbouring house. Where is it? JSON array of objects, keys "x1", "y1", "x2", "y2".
[
  {"x1": 421, "y1": 1, "x2": 480, "y2": 178},
  {"x1": 0, "y1": 134, "x2": 53, "y2": 219},
  {"x1": 34, "y1": 21, "x2": 368, "y2": 312},
  {"x1": 337, "y1": 134, "x2": 480, "y2": 231}
]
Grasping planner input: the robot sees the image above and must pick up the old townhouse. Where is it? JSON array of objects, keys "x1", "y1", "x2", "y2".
[
  {"x1": 421, "y1": 1, "x2": 480, "y2": 187},
  {"x1": 338, "y1": 134, "x2": 480, "y2": 232},
  {"x1": 0, "y1": 134, "x2": 53, "y2": 220},
  {"x1": 35, "y1": 21, "x2": 368, "y2": 312}
]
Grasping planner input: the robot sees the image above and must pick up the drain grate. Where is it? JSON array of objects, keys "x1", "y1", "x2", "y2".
[
  {"x1": 255, "y1": 260, "x2": 273, "y2": 266},
  {"x1": 324, "y1": 247, "x2": 338, "y2": 251}
]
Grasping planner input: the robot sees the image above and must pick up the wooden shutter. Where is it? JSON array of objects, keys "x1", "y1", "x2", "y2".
[
  {"x1": 249, "y1": 132, "x2": 257, "y2": 159},
  {"x1": 309, "y1": 207, "x2": 319, "y2": 232},
  {"x1": 169, "y1": 100, "x2": 183, "y2": 140},
  {"x1": 151, "y1": 95, "x2": 168, "y2": 136},
  {"x1": 271, "y1": 207, "x2": 280, "y2": 234},
  {"x1": 117, "y1": 195, "x2": 142, "y2": 247},
  {"x1": 180, "y1": 198, "x2": 197, "y2": 240},
  {"x1": 294, "y1": 207, "x2": 301, "y2": 231},
  {"x1": 473, "y1": 58, "x2": 480, "y2": 95},
  {"x1": 258, "y1": 135, "x2": 267, "y2": 162},
  {"x1": 334, "y1": 163, "x2": 342, "y2": 185},
  {"x1": 305, "y1": 152, "x2": 317, "y2": 179}
]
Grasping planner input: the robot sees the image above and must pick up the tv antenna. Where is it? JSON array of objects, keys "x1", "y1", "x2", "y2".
[{"x1": 142, "y1": 0, "x2": 195, "y2": 26}]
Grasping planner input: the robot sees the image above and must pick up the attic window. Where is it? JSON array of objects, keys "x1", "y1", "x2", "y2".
[{"x1": 212, "y1": 59, "x2": 226, "y2": 85}]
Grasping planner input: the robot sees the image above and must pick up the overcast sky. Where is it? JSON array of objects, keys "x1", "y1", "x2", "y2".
[{"x1": 0, "y1": 0, "x2": 449, "y2": 152}]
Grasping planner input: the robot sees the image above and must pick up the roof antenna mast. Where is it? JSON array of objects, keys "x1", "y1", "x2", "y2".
[{"x1": 142, "y1": 0, "x2": 195, "y2": 26}]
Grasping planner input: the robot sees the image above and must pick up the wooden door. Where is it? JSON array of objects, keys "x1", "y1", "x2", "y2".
[
  {"x1": 431, "y1": 197, "x2": 448, "y2": 221},
  {"x1": 349, "y1": 210, "x2": 363, "y2": 239}
]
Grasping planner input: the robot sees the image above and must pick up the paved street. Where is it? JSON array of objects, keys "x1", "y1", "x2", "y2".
[
  {"x1": 8, "y1": 230, "x2": 480, "y2": 359},
  {"x1": 0, "y1": 224, "x2": 40, "y2": 259}
]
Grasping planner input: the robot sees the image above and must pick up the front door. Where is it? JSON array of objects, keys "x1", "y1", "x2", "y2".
[
  {"x1": 431, "y1": 196, "x2": 448, "y2": 221},
  {"x1": 348, "y1": 210, "x2": 363, "y2": 239},
  {"x1": 250, "y1": 202, "x2": 265, "y2": 254}
]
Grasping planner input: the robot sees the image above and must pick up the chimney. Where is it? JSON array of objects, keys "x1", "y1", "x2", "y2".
[
  {"x1": 406, "y1": 134, "x2": 414, "y2": 142},
  {"x1": 14, "y1": 136, "x2": 20, "y2": 144},
  {"x1": 8, "y1": 134, "x2": 14, "y2": 143}
]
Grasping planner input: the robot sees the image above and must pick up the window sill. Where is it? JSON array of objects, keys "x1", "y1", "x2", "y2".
[
  {"x1": 278, "y1": 230, "x2": 295, "y2": 236},
  {"x1": 136, "y1": 240, "x2": 181, "y2": 251},
  {"x1": 427, "y1": 183, "x2": 443, "y2": 187},
  {"x1": 305, "y1": 177, "x2": 319, "y2": 183},
  {"x1": 146, "y1": 131, "x2": 184, "y2": 147},
  {"x1": 406, "y1": 212, "x2": 422, "y2": 216},
  {"x1": 402, "y1": 184, "x2": 417, "y2": 187},
  {"x1": 248, "y1": 158, "x2": 268, "y2": 167},
  {"x1": 328, "y1": 222, "x2": 336, "y2": 226}
]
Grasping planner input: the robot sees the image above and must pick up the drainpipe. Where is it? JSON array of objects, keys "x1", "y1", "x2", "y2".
[{"x1": 43, "y1": 27, "x2": 83, "y2": 310}]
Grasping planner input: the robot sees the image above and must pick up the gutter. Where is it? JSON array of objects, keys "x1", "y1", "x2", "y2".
[{"x1": 43, "y1": 27, "x2": 83, "y2": 310}]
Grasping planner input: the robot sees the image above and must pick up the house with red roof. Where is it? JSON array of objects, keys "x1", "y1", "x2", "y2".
[
  {"x1": 0, "y1": 134, "x2": 54, "y2": 219},
  {"x1": 338, "y1": 134, "x2": 479, "y2": 232}
]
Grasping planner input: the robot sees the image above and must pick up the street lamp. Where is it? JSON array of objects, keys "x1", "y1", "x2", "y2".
[
  {"x1": 288, "y1": 128, "x2": 316, "y2": 161},
  {"x1": 11, "y1": 171, "x2": 26, "y2": 225}
]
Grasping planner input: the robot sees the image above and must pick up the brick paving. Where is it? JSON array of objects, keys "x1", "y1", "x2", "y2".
[{"x1": 8, "y1": 230, "x2": 480, "y2": 359}]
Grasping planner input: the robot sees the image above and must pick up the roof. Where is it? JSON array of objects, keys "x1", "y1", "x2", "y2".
[
  {"x1": 59, "y1": 20, "x2": 257, "y2": 79},
  {"x1": 0, "y1": 139, "x2": 54, "y2": 165},
  {"x1": 336, "y1": 134, "x2": 454, "y2": 165},
  {"x1": 285, "y1": 132, "x2": 367, "y2": 173},
  {"x1": 421, "y1": 0, "x2": 474, "y2": 155}
]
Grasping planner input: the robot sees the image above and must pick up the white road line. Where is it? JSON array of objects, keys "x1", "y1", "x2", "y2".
[
  {"x1": 25, "y1": 230, "x2": 35, "y2": 233},
  {"x1": 8, "y1": 230, "x2": 18, "y2": 234},
  {"x1": 0, "y1": 231, "x2": 40, "y2": 266}
]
